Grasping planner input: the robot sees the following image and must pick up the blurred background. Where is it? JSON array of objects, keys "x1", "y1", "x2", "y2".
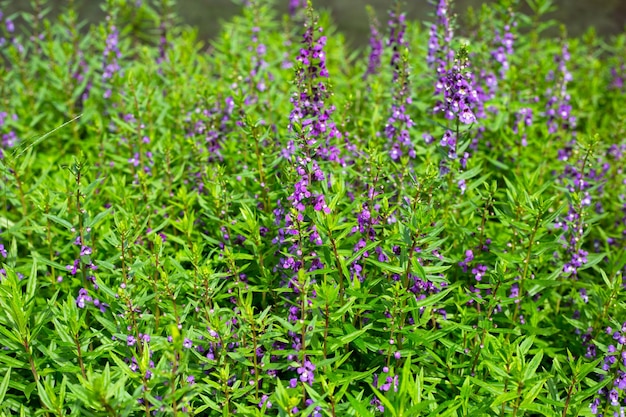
[{"x1": 4, "y1": 0, "x2": 626, "y2": 47}]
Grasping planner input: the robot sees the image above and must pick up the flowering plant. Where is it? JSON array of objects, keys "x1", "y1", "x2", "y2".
[{"x1": 0, "y1": 0, "x2": 625, "y2": 415}]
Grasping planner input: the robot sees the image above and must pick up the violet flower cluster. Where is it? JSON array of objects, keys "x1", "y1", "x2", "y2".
[
  {"x1": 433, "y1": 53, "x2": 480, "y2": 129},
  {"x1": 553, "y1": 158, "x2": 597, "y2": 278},
  {"x1": 71, "y1": 51, "x2": 92, "y2": 108},
  {"x1": 67, "y1": 228, "x2": 99, "y2": 288},
  {"x1": 0, "y1": 9, "x2": 18, "y2": 50},
  {"x1": 432, "y1": 52, "x2": 481, "y2": 164},
  {"x1": 544, "y1": 41, "x2": 595, "y2": 281},
  {"x1": 370, "y1": 365, "x2": 399, "y2": 412},
  {"x1": 512, "y1": 107, "x2": 533, "y2": 147},
  {"x1": 545, "y1": 44, "x2": 575, "y2": 135},
  {"x1": 426, "y1": 0, "x2": 482, "y2": 174},
  {"x1": 549, "y1": 49, "x2": 596, "y2": 279},
  {"x1": 242, "y1": 20, "x2": 273, "y2": 108},
  {"x1": 289, "y1": 0, "x2": 306, "y2": 17},
  {"x1": 109, "y1": 113, "x2": 154, "y2": 186},
  {"x1": 611, "y1": 62, "x2": 625, "y2": 90},
  {"x1": 384, "y1": 9, "x2": 415, "y2": 161},
  {"x1": 363, "y1": 6, "x2": 383, "y2": 79},
  {"x1": 349, "y1": 194, "x2": 384, "y2": 283},
  {"x1": 273, "y1": 12, "x2": 342, "y2": 397},
  {"x1": 482, "y1": 15, "x2": 516, "y2": 96},
  {"x1": 0, "y1": 10, "x2": 15, "y2": 47},
  {"x1": 0, "y1": 228, "x2": 6, "y2": 262},
  {"x1": 387, "y1": 8, "x2": 407, "y2": 81},
  {"x1": 288, "y1": 23, "x2": 342, "y2": 162},
  {"x1": 72, "y1": 228, "x2": 109, "y2": 313},
  {"x1": 194, "y1": 321, "x2": 245, "y2": 390},
  {"x1": 156, "y1": 23, "x2": 169, "y2": 68},
  {"x1": 282, "y1": 14, "x2": 340, "y2": 234},
  {"x1": 471, "y1": 16, "x2": 516, "y2": 123},
  {"x1": 458, "y1": 244, "x2": 502, "y2": 313},
  {"x1": 0, "y1": 111, "x2": 19, "y2": 160},
  {"x1": 491, "y1": 24, "x2": 515, "y2": 78},
  {"x1": 554, "y1": 146, "x2": 623, "y2": 360},
  {"x1": 102, "y1": 18, "x2": 122, "y2": 99},
  {"x1": 589, "y1": 323, "x2": 626, "y2": 415},
  {"x1": 427, "y1": 0, "x2": 454, "y2": 72},
  {"x1": 184, "y1": 97, "x2": 235, "y2": 192}
]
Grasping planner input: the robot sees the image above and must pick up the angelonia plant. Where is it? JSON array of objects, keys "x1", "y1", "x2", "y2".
[{"x1": 0, "y1": 0, "x2": 626, "y2": 415}]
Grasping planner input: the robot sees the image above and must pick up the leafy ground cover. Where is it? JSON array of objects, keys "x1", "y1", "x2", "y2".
[{"x1": 1, "y1": 0, "x2": 626, "y2": 415}]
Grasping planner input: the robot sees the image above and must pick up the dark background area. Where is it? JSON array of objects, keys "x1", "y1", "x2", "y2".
[{"x1": 5, "y1": 0, "x2": 626, "y2": 47}]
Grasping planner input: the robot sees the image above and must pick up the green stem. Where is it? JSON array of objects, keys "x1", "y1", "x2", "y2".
[{"x1": 512, "y1": 212, "x2": 542, "y2": 324}]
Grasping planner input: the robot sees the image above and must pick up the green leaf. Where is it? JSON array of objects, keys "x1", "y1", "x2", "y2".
[
  {"x1": 44, "y1": 214, "x2": 74, "y2": 230},
  {"x1": 26, "y1": 256, "x2": 37, "y2": 305},
  {"x1": 109, "y1": 353, "x2": 138, "y2": 380},
  {"x1": 346, "y1": 392, "x2": 375, "y2": 417},
  {"x1": 491, "y1": 391, "x2": 518, "y2": 408},
  {"x1": 36, "y1": 380, "x2": 55, "y2": 411},
  {"x1": 328, "y1": 324, "x2": 372, "y2": 352},
  {"x1": 518, "y1": 336, "x2": 534, "y2": 356},
  {"x1": 460, "y1": 375, "x2": 471, "y2": 403},
  {"x1": 520, "y1": 378, "x2": 546, "y2": 407},
  {"x1": 523, "y1": 350, "x2": 543, "y2": 381},
  {"x1": 413, "y1": 281, "x2": 459, "y2": 309},
  {"x1": 398, "y1": 354, "x2": 416, "y2": 402},
  {"x1": 364, "y1": 258, "x2": 404, "y2": 274},
  {"x1": 0, "y1": 368, "x2": 10, "y2": 405},
  {"x1": 85, "y1": 208, "x2": 112, "y2": 229},
  {"x1": 456, "y1": 164, "x2": 483, "y2": 181}
]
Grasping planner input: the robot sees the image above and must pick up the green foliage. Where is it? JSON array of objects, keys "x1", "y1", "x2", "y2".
[{"x1": 0, "y1": 0, "x2": 625, "y2": 415}]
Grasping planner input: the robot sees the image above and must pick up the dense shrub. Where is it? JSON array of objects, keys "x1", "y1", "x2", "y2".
[{"x1": 1, "y1": 0, "x2": 625, "y2": 415}]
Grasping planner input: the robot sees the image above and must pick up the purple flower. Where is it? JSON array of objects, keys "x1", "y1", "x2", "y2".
[
  {"x1": 258, "y1": 394, "x2": 272, "y2": 409},
  {"x1": 459, "y1": 107, "x2": 476, "y2": 124},
  {"x1": 433, "y1": 57, "x2": 481, "y2": 128},
  {"x1": 609, "y1": 389, "x2": 619, "y2": 406},
  {"x1": 611, "y1": 63, "x2": 625, "y2": 90},
  {"x1": 313, "y1": 194, "x2": 330, "y2": 214},
  {"x1": 92, "y1": 299, "x2": 108, "y2": 313},
  {"x1": 296, "y1": 358, "x2": 316, "y2": 385},
  {"x1": 387, "y1": 8, "x2": 407, "y2": 77},
  {"x1": 471, "y1": 264, "x2": 487, "y2": 282},
  {"x1": 428, "y1": 0, "x2": 454, "y2": 73},
  {"x1": 458, "y1": 249, "x2": 474, "y2": 272},
  {"x1": 509, "y1": 283, "x2": 519, "y2": 300},
  {"x1": 101, "y1": 22, "x2": 122, "y2": 98},
  {"x1": 458, "y1": 178, "x2": 467, "y2": 194},
  {"x1": 370, "y1": 397, "x2": 384, "y2": 413},
  {"x1": 128, "y1": 153, "x2": 140, "y2": 167},
  {"x1": 76, "y1": 288, "x2": 92, "y2": 308},
  {"x1": 66, "y1": 259, "x2": 80, "y2": 275},
  {"x1": 288, "y1": 18, "x2": 342, "y2": 162},
  {"x1": 289, "y1": 0, "x2": 306, "y2": 16},
  {"x1": 0, "y1": 112, "x2": 20, "y2": 156},
  {"x1": 545, "y1": 44, "x2": 575, "y2": 134},
  {"x1": 364, "y1": 6, "x2": 383, "y2": 79},
  {"x1": 589, "y1": 397, "x2": 600, "y2": 414}
]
